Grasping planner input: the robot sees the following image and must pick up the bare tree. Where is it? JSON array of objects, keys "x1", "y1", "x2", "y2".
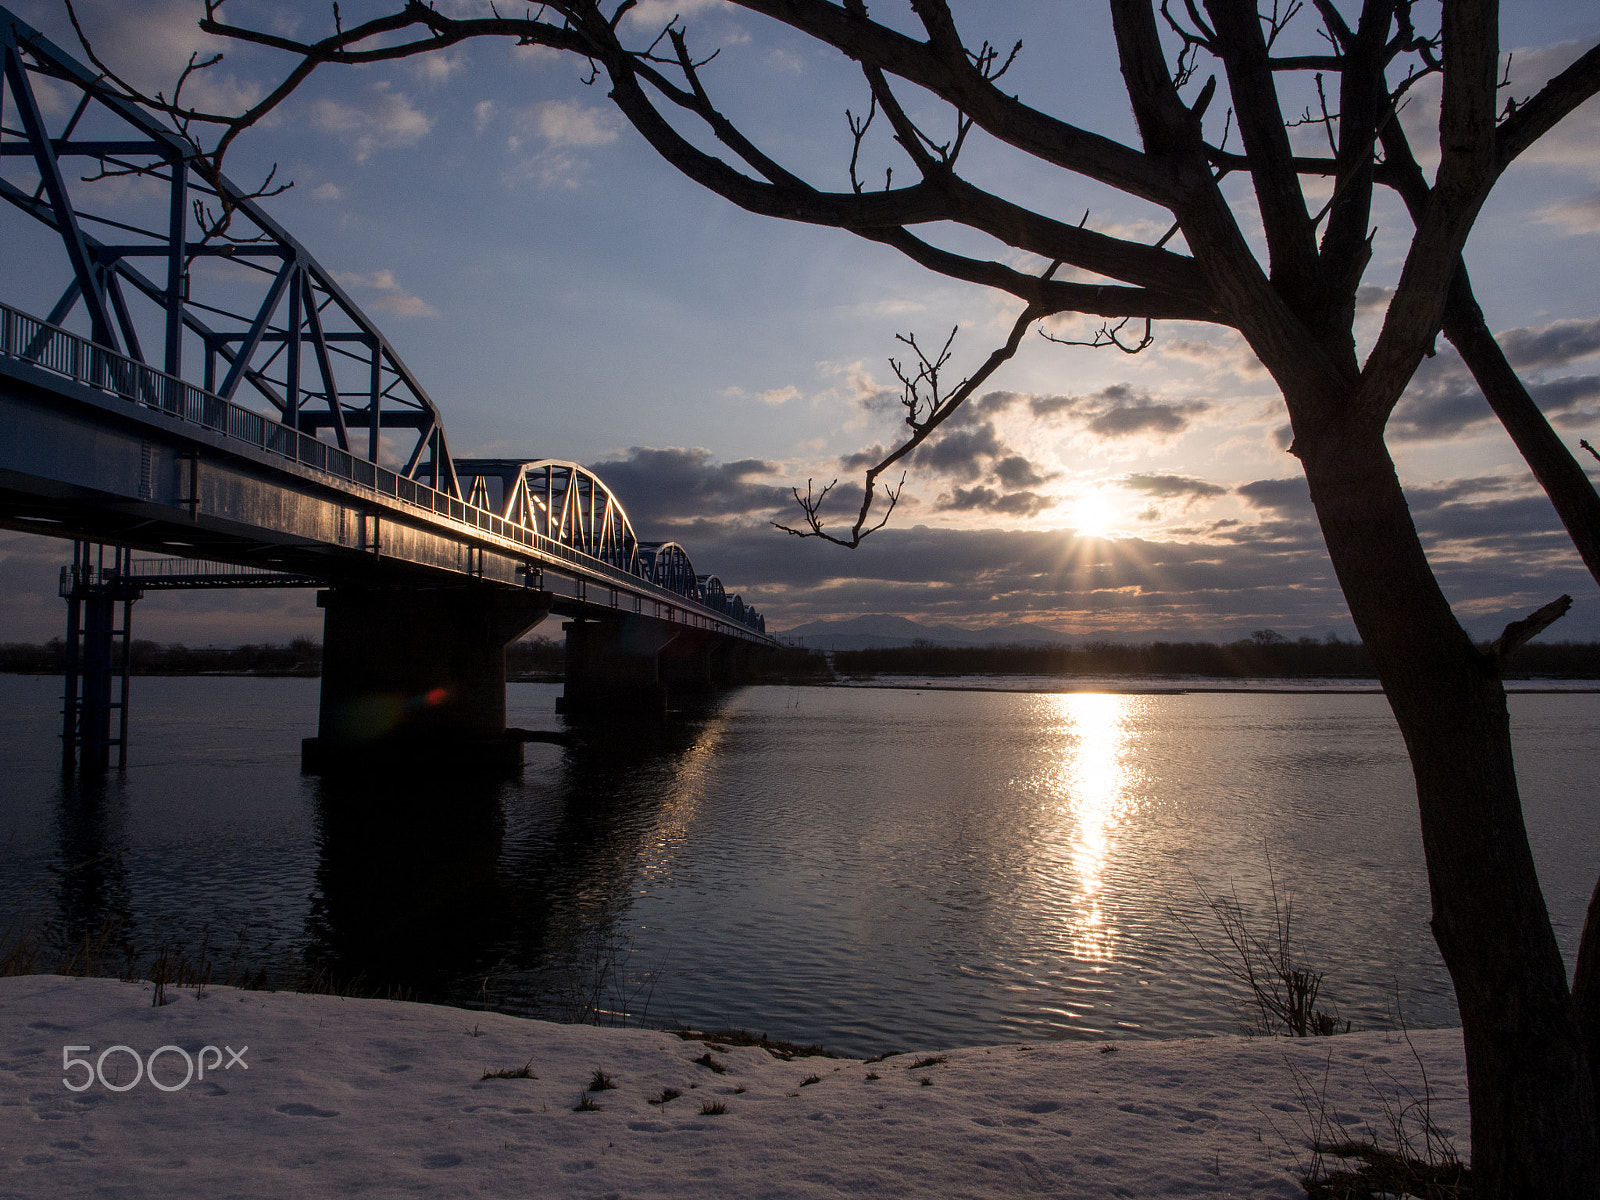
[{"x1": 71, "y1": 2, "x2": 1600, "y2": 1192}]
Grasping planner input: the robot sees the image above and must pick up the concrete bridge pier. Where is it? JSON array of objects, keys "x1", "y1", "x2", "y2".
[
  {"x1": 302, "y1": 585, "x2": 553, "y2": 773},
  {"x1": 721, "y1": 640, "x2": 760, "y2": 686},
  {"x1": 657, "y1": 633, "x2": 761, "y2": 696},
  {"x1": 557, "y1": 617, "x2": 682, "y2": 718},
  {"x1": 658, "y1": 627, "x2": 721, "y2": 697}
]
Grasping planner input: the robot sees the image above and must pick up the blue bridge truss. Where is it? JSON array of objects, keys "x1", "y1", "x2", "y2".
[{"x1": 0, "y1": 7, "x2": 765, "y2": 636}]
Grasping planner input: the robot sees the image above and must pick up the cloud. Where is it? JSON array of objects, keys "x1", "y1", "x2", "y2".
[
  {"x1": 889, "y1": 397, "x2": 1059, "y2": 513},
  {"x1": 912, "y1": 424, "x2": 1006, "y2": 474},
  {"x1": 864, "y1": 299, "x2": 926, "y2": 315},
  {"x1": 1355, "y1": 285, "x2": 1394, "y2": 313},
  {"x1": 503, "y1": 101, "x2": 619, "y2": 189},
  {"x1": 511, "y1": 42, "x2": 562, "y2": 67},
  {"x1": 1123, "y1": 474, "x2": 1228, "y2": 500},
  {"x1": 994, "y1": 455, "x2": 1051, "y2": 489},
  {"x1": 1027, "y1": 384, "x2": 1208, "y2": 438},
  {"x1": 936, "y1": 487, "x2": 1053, "y2": 517},
  {"x1": 839, "y1": 444, "x2": 887, "y2": 472},
  {"x1": 1403, "y1": 476, "x2": 1517, "y2": 512},
  {"x1": 1497, "y1": 317, "x2": 1600, "y2": 371},
  {"x1": 1539, "y1": 193, "x2": 1600, "y2": 236},
  {"x1": 1389, "y1": 331, "x2": 1600, "y2": 440},
  {"x1": 1499, "y1": 42, "x2": 1600, "y2": 181},
  {"x1": 1087, "y1": 398, "x2": 1207, "y2": 438},
  {"x1": 522, "y1": 100, "x2": 618, "y2": 148},
  {"x1": 311, "y1": 182, "x2": 343, "y2": 201},
  {"x1": 722, "y1": 384, "x2": 800, "y2": 405},
  {"x1": 622, "y1": 0, "x2": 731, "y2": 27},
  {"x1": 587, "y1": 446, "x2": 792, "y2": 529},
  {"x1": 473, "y1": 100, "x2": 496, "y2": 134},
  {"x1": 332, "y1": 270, "x2": 437, "y2": 318},
  {"x1": 946, "y1": 389, "x2": 1025, "y2": 427},
  {"x1": 63, "y1": 0, "x2": 259, "y2": 113},
  {"x1": 823, "y1": 387, "x2": 1053, "y2": 514},
  {"x1": 1158, "y1": 330, "x2": 1268, "y2": 376},
  {"x1": 409, "y1": 46, "x2": 470, "y2": 84},
  {"x1": 1237, "y1": 477, "x2": 1313, "y2": 515},
  {"x1": 369, "y1": 292, "x2": 439, "y2": 318},
  {"x1": 511, "y1": 151, "x2": 589, "y2": 191},
  {"x1": 310, "y1": 83, "x2": 431, "y2": 161}
]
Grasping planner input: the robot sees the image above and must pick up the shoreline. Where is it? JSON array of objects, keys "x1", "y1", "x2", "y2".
[
  {"x1": 3, "y1": 667, "x2": 1597, "y2": 693},
  {"x1": 0, "y1": 974, "x2": 1470, "y2": 1198},
  {"x1": 820, "y1": 676, "x2": 1600, "y2": 695}
]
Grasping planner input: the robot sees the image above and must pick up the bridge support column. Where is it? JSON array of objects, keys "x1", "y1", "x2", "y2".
[
  {"x1": 302, "y1": 586, "x2": 552, "y2": 773},
  {"x1": 558, "y1": 617, "x2": 679, "y2": 718},
  {"x1": 60, "y1": 542, "x2": 139, "y2": 772},
  {"x1": 658, "y1": 628, "x2": 721, "y2": 697}
]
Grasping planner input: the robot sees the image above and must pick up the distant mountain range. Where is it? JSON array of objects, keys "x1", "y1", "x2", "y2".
[{"x1": 775, "y1": 614, "x2": 1079, "y2": 651}]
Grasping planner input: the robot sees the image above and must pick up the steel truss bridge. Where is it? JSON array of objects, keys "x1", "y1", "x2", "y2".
[{"x1": 0, "y1": 11, "x2": 775, "y2": 769}]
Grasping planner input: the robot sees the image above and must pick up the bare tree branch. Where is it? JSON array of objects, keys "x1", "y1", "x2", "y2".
[
  {"x1": 773, "y1": 297, "x2": 1049, "y2": 547},
  {"x1": 1039, "y1": 315, "x2": 1155, "y2": 354}
]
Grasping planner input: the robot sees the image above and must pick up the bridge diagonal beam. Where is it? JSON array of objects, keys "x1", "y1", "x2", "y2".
[
  {"x1": 301, "y1": 286, "x2": 350, "y2": 451},
  {"x1": 104, "y1": 269, "x2": 144, "y2": 364},
  {"x1": 164, "y1": 150, "x2": 185, "y2": 376},
  {"x1": 217, "y1": 258, "x2": 294, "y2": 402},
  {"x1": 1, "y1": 39, "x2": 117, "y2": 351},
  {"x1": 285, "y1": 263, "x2": 302, "y2": 427}
]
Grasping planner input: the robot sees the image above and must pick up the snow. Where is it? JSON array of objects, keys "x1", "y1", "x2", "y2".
[{"x1": 0, "y1": 975, "x2": 1468, "y2": 1198}]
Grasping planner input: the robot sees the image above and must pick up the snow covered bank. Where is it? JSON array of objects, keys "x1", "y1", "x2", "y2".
[{"x1": 0, "y1": 975, "x2": 1467, "y2": 1198}]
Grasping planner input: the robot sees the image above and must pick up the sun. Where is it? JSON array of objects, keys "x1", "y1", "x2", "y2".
[{"x1": 1071, "y1": 491, "x2": 1118, "y2": 540}]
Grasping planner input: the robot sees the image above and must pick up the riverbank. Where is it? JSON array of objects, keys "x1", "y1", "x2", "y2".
[
  {"x1": 825, "y1": 673, "x2": 1600, "y2": 694},
  {"x1": 0, "y1": 975, "x2": 1467, "y2": 1198}
]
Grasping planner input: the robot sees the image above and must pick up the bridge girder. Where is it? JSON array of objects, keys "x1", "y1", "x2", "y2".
[{"x1": 639, "y1": 541, "x2": 696, "y2": 598}]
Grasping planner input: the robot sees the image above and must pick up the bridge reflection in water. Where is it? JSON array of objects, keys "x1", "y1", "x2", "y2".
[{"x1": 303, "y1": 699, "x2": 737, "y2": 1018}]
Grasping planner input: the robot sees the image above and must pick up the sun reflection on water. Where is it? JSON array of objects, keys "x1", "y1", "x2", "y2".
[{"x1": 1054, "y1": 692, "x2": 1137, "y2": 962}]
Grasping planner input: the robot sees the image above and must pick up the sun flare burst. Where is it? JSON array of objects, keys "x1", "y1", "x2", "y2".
[{"x1": 1071, "y1": 491, "x2": 1118, "y2": 540}]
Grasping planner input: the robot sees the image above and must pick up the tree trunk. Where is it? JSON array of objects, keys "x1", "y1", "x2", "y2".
[{"x1": 1295, "y1": 421, "x2": 1600, "y2": 1196}]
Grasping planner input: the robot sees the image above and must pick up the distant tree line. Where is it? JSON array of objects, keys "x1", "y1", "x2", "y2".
[
  {"x1": 760, "y1": 645, "x2": 834, "y2": 682},
  {"x1": 832, "y1": 631, "x2": 1600, "y2": 680},
  {"x1": 4, "y1": 631, "x2": 1591, "y2": 681},
  {"x1": 0, "y1": 635, "x2": 832, "y2": 682},
  {"x1": 0, "y1": 638, "x2": 325, "y2": 676},
  {"x1": 505, "y1": 637, "x2": 564, "y2": 678}
]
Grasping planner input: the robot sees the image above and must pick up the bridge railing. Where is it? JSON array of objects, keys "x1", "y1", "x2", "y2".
[{"x1": 3, "y1": 300, "x2": 767, "y2": 636}]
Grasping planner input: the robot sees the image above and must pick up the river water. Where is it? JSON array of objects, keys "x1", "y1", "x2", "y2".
[{"x1": 1, "y1": 674, "x2": 1595, "y2": 1057}]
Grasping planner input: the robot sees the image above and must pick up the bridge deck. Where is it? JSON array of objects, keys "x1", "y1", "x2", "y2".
[{"x1": 0, "y1": 301, "x2": 772, "y2": 645}]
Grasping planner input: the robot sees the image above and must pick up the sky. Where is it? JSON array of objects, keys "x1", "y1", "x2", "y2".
[{"x1": 2, "y1": 0, "x2": 1599, "y2": 644}]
